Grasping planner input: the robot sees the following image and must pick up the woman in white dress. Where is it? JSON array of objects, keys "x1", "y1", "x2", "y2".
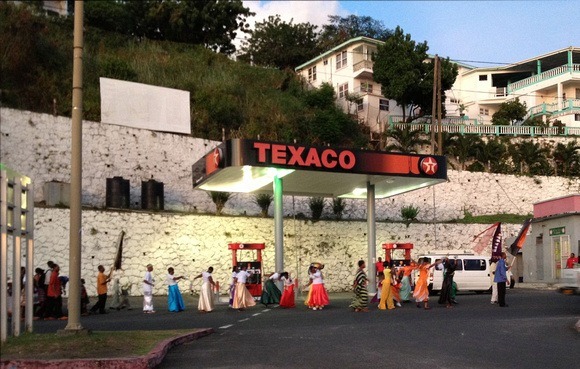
[
  {"x1": 142, "y1": 264, "x2": 155, "y2": 314},
  {"x1": 193, "y1": 267, "x2": 216, "y2": 312}
]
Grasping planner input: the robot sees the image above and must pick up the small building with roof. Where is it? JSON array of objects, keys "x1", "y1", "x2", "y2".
[{"x1": 524, "y1": 194, "x2": 580, "y2": 283}]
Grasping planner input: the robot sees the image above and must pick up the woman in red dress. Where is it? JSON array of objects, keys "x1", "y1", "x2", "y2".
[{"x1": 279, "y1": 272, "x2": 295, "y2": 308}]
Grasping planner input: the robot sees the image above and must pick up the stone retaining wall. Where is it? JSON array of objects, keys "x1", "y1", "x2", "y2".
[
  {"x1": 2, "y1": 108, "x2": 579, "y2": 294},
  {"x1": 30, "y1": 208, "x2": 521, "y2": 296}
]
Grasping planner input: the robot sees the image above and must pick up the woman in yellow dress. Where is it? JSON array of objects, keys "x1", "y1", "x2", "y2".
[{"x1": 378, "y1": 262, "x2": 395, "y2": 310}]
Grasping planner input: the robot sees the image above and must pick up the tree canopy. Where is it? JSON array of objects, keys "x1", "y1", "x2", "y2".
[
  {"x1": 238, "y1": 15, "x2": 321, "y2": 70},
  {"x1": 491, "y1": 98, "x2": 527, "y2": 125},
  {"x1": 318, "y1": 15, "x2": 392, "y2": 50},
  {"x1": 372, "y1": 26, "x2": 457, "y2": 122},
  {"x1": 85, "y1": 0, "x2": 254, "y2": 55}
]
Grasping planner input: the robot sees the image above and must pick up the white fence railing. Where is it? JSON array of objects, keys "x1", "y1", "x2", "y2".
[
  {"x1": 508, "y1": 64, "x2": 580, "y2": 92},
  {"x1": 386, "y1": 116, "x2": 580, "y2": 137}
]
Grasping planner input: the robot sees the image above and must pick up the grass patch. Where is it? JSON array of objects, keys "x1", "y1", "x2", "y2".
[
  {"x1": 452, "y1": 213, "x2": 532, "y2": 224},
  {"x1": 0, "y1": 329, "x2": 194, "y2": 360}
]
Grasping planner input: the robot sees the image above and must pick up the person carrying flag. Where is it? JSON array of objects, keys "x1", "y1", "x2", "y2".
[{"x1": 494, "y1": 252, "x2": 510, "y2": 307}]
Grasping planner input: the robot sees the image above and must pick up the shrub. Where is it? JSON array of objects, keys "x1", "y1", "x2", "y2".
[
  {"x1": 332, "y1": 197, "x2": 346, "y2": 220},
  {"x1": 254, "y1": 193, "x2": 273, "y2": 217},
  {"x1": 401, "y1": 205, "x2": 420, "y2": 226},
  {"x1": 309, "y1": 197, "x2": 325, "y2": 221},
  {"x1": 209, "y1": 191, "x2": 231, "y2": 215}
]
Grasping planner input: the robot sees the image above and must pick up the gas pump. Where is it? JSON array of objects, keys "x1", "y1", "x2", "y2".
[
  {"x1": 228, "y1": 243, "x2": 265, "y2": 298},
  {"x1": 382, "y1": 243, "x2": 413, "y2": 266}
]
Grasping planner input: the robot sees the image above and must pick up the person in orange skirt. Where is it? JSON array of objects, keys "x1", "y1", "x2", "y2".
[
  {"x1": 304, "y1": 264, "x2": 329, "y2": 310},
  {"x1": 279, "y1": 272, "x2": 295, "y2": 308},
  {"x1": 413, "y1": 258, "x2": 440, "y2": 310}
]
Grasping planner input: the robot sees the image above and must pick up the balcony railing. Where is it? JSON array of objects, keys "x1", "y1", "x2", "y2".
[
  {"x1": 526, "y1": 99, "x2": 580, "y2": 120},
  {"x1": 353, "y1": 60, "x2": 373, "y2": 73},
  {"x1": 507, "y1": 64, "x2": 580, "y2": 93},
  {"x1": 386, "y1": 115, "x2": 580, "y2": 137}
]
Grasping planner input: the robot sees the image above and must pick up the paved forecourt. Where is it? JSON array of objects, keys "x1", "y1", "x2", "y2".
[{"x1": 27, "y1": 288, "x2": 579, "y2": 369}]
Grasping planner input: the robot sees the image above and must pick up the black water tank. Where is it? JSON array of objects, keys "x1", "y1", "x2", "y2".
[
  {"x1": 141, "y1": 179, "x2": 164, "y2": 210},
  {"x1": 106, "y1": 177, "x2": 130, "y2": 208}
]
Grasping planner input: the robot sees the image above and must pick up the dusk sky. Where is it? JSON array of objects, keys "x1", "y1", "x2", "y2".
[{"x1": 243, "y1": 1, "x2": 579, "y2": 67}]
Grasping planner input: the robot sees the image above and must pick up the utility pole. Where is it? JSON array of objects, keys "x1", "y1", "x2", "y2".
[
  {"x1": 430, "y1": 55, "x2": 443, "y2": 155},
  {"x1": 436, "y1": 56, "x2": 443, "y2": 155},
  {"x1": 65, "y1": 0, "x2": 85, "y2": 332},
  {"x1": 430, "y1": 55, "x2": 438, "y2": 155}
]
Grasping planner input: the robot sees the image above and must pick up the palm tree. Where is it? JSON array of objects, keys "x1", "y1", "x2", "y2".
[
  {"x1": 473, "y1": 138, "x2": 508, "y2": 173},
  {"x1": 254, "y1": 193, "x2": 273, "y2": 217},
  {"x1": 209, "y1": 191, "x2": 231, "y2": 215},
  {"x1": 383, "y1": 126, "x2": 430, "y2": 154},
  {"x1": 332, "y1": 197, "x2": 346, "y2": 220},
  {"x1": 510, "y1": 140, "x2": 551, "y2": 176},
  {"x1": 445, "y1": 133, "x2": 481, "y2": 170},
  {"x1": 552, "y1": 140, "x2": 580, "y2": 176}
]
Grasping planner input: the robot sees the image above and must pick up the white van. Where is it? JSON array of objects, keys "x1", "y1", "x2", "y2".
[{"x1": 416, "y1": 253, "x2": 492, "y2": 294}]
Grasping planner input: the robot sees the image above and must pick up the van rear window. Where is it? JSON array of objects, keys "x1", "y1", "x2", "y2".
[{"x1": 464, "y1": 259, "x2": 486, "y2": 271}]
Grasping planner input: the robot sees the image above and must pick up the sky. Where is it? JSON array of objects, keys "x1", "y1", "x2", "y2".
[{"x1": 242, "y1": 1, "x2": 579, "y2": 67}]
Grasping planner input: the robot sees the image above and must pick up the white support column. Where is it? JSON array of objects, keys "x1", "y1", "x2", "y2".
[
  {"x1": 367, "y1": 182, "x2": 376, "y2": 294},
  {"x1": 274, "y1": 176, "x2": 284, "y2": 274},
  {"x1": 25, "y1": 183, "x2": 34, "y2": 333},
  {"x1": 0, "y1": 170, "x2": 8, "y2": 343},
  {"x1": 12, "y1": 181, "x2": 22, "y2": 337},
  {"x1": 558, "y1": 83, "x2": 563, "y2": 111}
]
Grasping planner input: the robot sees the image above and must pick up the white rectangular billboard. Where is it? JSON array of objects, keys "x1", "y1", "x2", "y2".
[{"x1": 100, "y1": 77, "x2": 191, "y2": 134}]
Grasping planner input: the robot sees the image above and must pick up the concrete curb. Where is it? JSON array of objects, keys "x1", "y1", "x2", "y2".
[
  {"x1": 513, "y1": 283, "x2": 557, "y2": 291},
  {"x1": 0, "y1": 328, "x2": 214, "y2": 369}
]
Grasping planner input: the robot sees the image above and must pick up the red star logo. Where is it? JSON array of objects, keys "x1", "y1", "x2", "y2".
[
  {"x1": 213, "y1": 148, "x2": 221, "y2": 167},
  {"x1": 421, "y1": 157, "x2": 438, "y2": 175}
]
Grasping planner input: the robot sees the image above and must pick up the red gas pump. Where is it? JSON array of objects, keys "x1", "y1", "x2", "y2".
[
  {"x1": 228, "y1": 243, "x2": 265, "y2": 298},
  {"x1": 382, "y1": 243, "x2": 413, "y2": 266}
]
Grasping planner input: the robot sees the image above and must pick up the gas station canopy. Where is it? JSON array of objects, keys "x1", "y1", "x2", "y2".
[{"x1": 192, "y1": 139, "x2": 447, "y2": 199}]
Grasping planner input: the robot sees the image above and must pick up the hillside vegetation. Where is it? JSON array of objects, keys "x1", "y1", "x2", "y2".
[
  {"x1": 2, "y1": 3, "x2": 578, "y2": 178},
  {"x1": 0, "y1": 3, "x2": 366, "y2": 146}
]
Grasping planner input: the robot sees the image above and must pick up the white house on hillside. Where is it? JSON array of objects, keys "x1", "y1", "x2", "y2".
[
  {"x1": 296, "y1": 38, "x2": 580, "y2": 132},
  {"x1": 295, "y1": 37, "x2": 404, "y2": 135},
  {"x1": 452, "y1": 47, "x2": 580, "y2": 127}
]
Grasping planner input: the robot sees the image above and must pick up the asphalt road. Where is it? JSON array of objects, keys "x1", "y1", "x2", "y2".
[{"x1": 30, "y1": 288, "x2": 579, "y2": 369}]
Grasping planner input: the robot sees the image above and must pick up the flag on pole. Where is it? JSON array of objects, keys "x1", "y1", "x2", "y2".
[
  {"x1": 509, "y1": 218, "x2": 532, "y2": 256},
  {"x1": 472, "y1": 222, "x2": 501, "y2": 255},
  {"x1": 113, "y1": 230, "x2": 125, "y2": 270},
  {"x1": 491, "y1": 223, "x2": 503, "y2": 259}
]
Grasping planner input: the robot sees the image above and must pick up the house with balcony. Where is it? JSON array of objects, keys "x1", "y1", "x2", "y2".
[
  {"x1": 295, "y1": 37, "x2": 402, "y2": 135},
  {"x1": 451, "y1": 47, "x2": 580, "y2": 127},
  {"x1": 296, "y1": 38, "x2": 580, "y2": 135}
]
